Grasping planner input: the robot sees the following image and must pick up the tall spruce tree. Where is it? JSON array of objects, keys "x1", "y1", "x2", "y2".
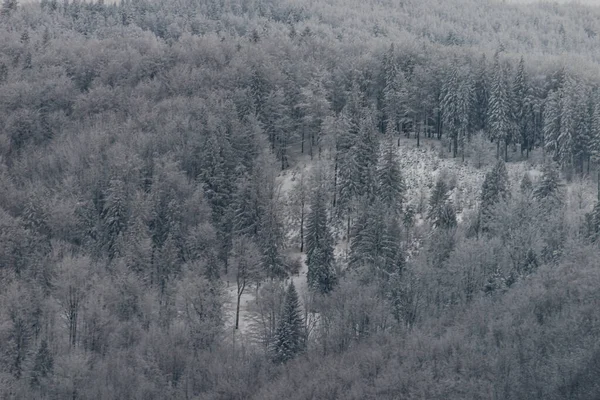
[
  {"x1": 272, "y1": 281, "x2": 304, "y2": 363},
  {"x1": 336, "y1": 109, "x2": 363, "y2": 238},
  {"x1": 232, "y1": 176, "x2": 262, "y2": 237},
  {"x1": 488, "y1": 54, "x2": 513, "y2": 161},
  {"x1": 377, "y1": 138, "x2": 406, "y2": 212},
  {"x1": 513, "y1": 57, "x2": 529, "y2": 155},
  {"x1": 350, "y1": 200, "x2": 405, "y2": 279},
  {"x1": 355, "y1": 113, "x2": 379, "y2": 199},
  {"x1": 544, "y1": 89, "x2": 562, "y2": 161},
  {"x1": 480, "y1": 160, "x2": 510, "y2": 231},
  {"x1": 101, "y1": 178, "x2": 129, "y2": 260},
  {"x1": 383, "y1": 65, "x2": 409, "y2": 138},
  {"x1": 557, "y1": 76, "x2": 578, "y2": 169},
  {"x1": 534, "y1": 161, "x2": 563, "y2": 204},
  {"x1": 259, "y1": 199, "x2": 286, "y2": 279},
  {"x1": 442, "y1": 66, "x2": 460, "y2": 158},
  {"x1": 472, "y1": 54, "x2": 489, "y2": 132},
  {"x1": 442, "y1": 65, "x2": 473, "y2": 159},
  {"x1": 427, "y1": 178, "x2": 457, "y2": 229},
  {"x1": 305, "y1": 176, "x2": 337, "y2": 294}
]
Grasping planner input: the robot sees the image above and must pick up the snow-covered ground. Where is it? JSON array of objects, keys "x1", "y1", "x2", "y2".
[{"x1": 223, "y1": 137, "x2": 598, "y2": 338}]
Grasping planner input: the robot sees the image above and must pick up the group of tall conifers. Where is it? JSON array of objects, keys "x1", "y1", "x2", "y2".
[{"x1": 381, "y1": 44, "x2": 600, "y2": 173}]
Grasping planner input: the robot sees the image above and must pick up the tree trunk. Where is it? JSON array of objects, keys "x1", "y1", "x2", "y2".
[
  {"x1": 588, "y1": 155, "x2": 591, "y2": 176},
  {"x1": 521, "y1": 140, "x2": 524, "y2": 156},
  {"x1": 347, "y1": 210, "x2": 351, "y2": 240},
  {"x1": 300, "y1": 207, "x2": 304, "y2": 253},
  {"x1": 235, "y1": 280, "x2": 246, "y2": 330},
  {"x1": 332, "y1": 156, "x2": 338, "y2": 208},
  {"x1": 504, "y1": 141, "x2": 508, "y2": 162},
  {"x1": 437, "y1": 110, "x2": 442, "y2": 139},
  {"x1": 453, "y1": 134, "x2": 458, "y2": 158},
  {"x1": 281, "y1": 146, "x2": 286, "y2": 170}
]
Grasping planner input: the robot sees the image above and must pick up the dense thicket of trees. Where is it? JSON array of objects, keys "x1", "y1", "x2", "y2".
[{"x1": 2, "y1": 0, "x2": 600, "y2": 398}]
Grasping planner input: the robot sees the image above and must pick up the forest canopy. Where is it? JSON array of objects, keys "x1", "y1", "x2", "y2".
[{"x1": 1, "y1": 0, "x2": 600, "y2": 399}]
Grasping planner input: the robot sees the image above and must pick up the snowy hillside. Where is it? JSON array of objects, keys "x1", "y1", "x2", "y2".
[{"x1": 223, "y1": 137, "x2": 594, "y2": 340}]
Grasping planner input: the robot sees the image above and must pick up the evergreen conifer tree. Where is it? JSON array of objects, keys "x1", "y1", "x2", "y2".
[
  {"x1": 427, "y1": 178, "x2": 449, "y2": 221},
  {"x1": 101, "y1": 178, "x2": 129, "y2": 260},
  {"x1": 232, "y1": 176, "x2": 262, "y2": 237},
  {"x1": 513, "y1": 57, "x2": 529, "y2": 155},
  {"x1": 259, "y1": 201, "x2": 286, "y2": 279},
  {"x1": 544, "y1": 89, "x2": 562, "y2": 161},
  {"x1": 272, "y1": 281, "x2": 304, "y2": 363},
  {"x1": 305, "y1": 179, "x2": 337, "y2": 294},
  {"x1": 480, "y1": 160, "x2": 510, "y2": 230},
  {"x1": 534, "y1": 161, "x2": 563, "y2": 203},
  {"x1": 355, "y1": 113, "x2": 379, "y2": 199},
  {"x1": 557, "y1": 77, "x2": 578, "y2": 168},
  {"x1": 377, "y1": 138, "x2": 406, "y2": 212},
  {"x1": 472, "y1": 54, "x2": 489, "y2": 132},
  {"x1": 427, "y1": 178, "x2": 457, "y2": 229},
  {"x1": 488, "y1": 54, "x2": 513, "y2": 160},
  {"x1": 350, "y1": 200, "x2": 405, "y2": 279}
]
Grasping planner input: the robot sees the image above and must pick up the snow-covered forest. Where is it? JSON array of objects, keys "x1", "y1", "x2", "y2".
[{"x1": 1, "y1": 0, "x2": 600, "y2": 398}]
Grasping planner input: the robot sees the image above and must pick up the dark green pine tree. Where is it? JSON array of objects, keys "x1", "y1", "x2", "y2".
[
  {"x1": 521, "y1": 87, "x2": 538, "y2": 158},
  {"x1": 442, "y1": 64, "x2": 474, "y2": 159},
  {"x1": 577, "y1": 89, "x2": 596, "y2": 175},
  {"x1": 480, "y1": 160, "x2": 510, "y2": 230},
  {"x1": 355, "y1": 113, "x2": 379, "y2": 199},
  {"x1": 544, "y1": 89, "x2": 562, "y2": 161},
  {"x1": 427, "y1": 178, "x2": 449, "y2": 222},
  {"x1": 384, "y1": 67, "x2": 409, "y2": 137},
  {"x1": 441, "y1": 65, "x2": 459, "y2": 152},
  {"x1": 201, "y1": 131, "x2": 236, "y2": 269},
  {"x1": 586, "y1": 199, "x2": 600, "y2": 241},
  {"x1": 350, "y1": 200, "x2": 405, "y2": 280},
  {"x1": 377, "y1": 138, "x2": 406, "y2": 212},
  {"x1": 262, "y1": 89, "x2": 292, "y2": 169},
  {"x1": 259, "y1": 201, "x2": 286, "y2": 279},
  {"x1": 457, "y1": 75, "x2": 475, "y2": 161},
  {"x1": 513, "y1": 56, "x2": 529, "y2": 156},
  {"x1": 101, "y1": 178, "x2": 129, "y2": 260},
  {"x1": 382, "y1": 215, "x2": 406, "y2": 275},
  {"x1": 272, "y1": 281, "x2": 304, "y2": 363},
  {"x1": 472, "y1": 54, "x2": 489, "y2": 132},
  {"x1": 534, "y1": 161, "x2": 563, "y2": 204},
  {"x1": 556, "y1": 77, "x2": 578, "y2": 169},
  {"x1": 488, "y1": 54, "x2": 513, "y2": 161},
  {"x1": 305, "y1": 182, "x2": 337, "y2": 294},
  {"x1": 336, "y1": 111, "x2": 362, "y2": 238},
  {"x1": 349, "y1": 200, "x2": 383, "y2": 270},
  {"x1": 232, "y1": 176, "x2": 262, "y2": 237},
  {"x1": 427, "y1": 178, "x2": 457, "y2": 229}
]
